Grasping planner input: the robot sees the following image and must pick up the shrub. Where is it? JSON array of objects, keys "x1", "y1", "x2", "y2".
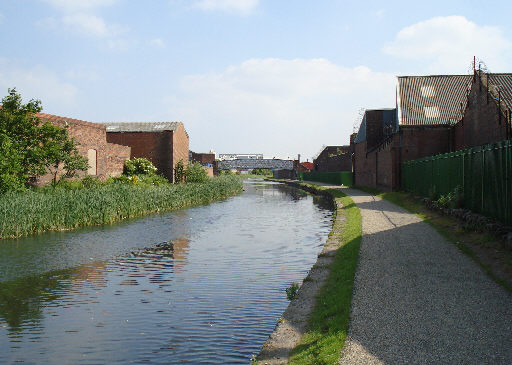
[
  {"x1": 81, "y1": 176, "x2": 102, "y2": 188},
  {"x1": 174, "y1": 159, "x2": 185, "y2": 183},
  {"x1": 123, "y1": 158, "x2": 157, "y2": 176},
  {"x1": 185, "y1": 162, "x2": 209, "y2": 183},
  {"x1": 219, "y1": 169, "x2": 233, "y2": 176},
  {"x1": 436, "y1": 185, "x2": 464, "y2": 209},
  {"x1": 286, "y1": 283, "x2": 300, "y2": 300}
]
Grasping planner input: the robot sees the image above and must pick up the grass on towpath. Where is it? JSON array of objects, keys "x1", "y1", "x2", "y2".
[
  {"x1": 286, "y1": 183, "x2": 362, "y2": 364},
  {"x1": 0, "y1": 175, "x2": 242, "y2": 240},
  {"x1": 356, "y1": 186, "x2": 512, "y2": 293}
]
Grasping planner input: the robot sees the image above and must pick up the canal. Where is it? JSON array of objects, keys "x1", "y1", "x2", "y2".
[{"x1": 0, "y1": 179, "x2": 333, "y2": 364}]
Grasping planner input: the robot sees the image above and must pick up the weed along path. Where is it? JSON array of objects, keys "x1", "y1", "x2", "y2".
[{"x1": 339, "y1": 187, "x2": 512, "y2": 364}]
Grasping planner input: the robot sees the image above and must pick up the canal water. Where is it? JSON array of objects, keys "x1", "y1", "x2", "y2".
[{"x1": 0, "y1": 180, "x2": 333, "y2": 364}]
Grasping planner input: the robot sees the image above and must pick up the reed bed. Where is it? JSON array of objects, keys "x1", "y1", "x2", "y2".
[{"x1": 0, "y1": 176, "x2": 242, "y2": 239}]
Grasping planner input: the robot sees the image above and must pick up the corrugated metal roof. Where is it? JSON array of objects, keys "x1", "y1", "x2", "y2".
[
  {"x1": 103, "y1": 122, "x2": 181, "y2": 132},
  {"x1": 397, "y1": 75, "x2": 472, "y2": 126},
  {"x1": 486, "y1": 73, "x2": 512, "y2": 111}
]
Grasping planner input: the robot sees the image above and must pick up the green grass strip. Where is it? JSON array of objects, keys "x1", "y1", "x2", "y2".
[
  {"x1": 0, "y1": 176, "x2": 243, "y2": 240},
  {"x1": 287, "y1": 184, "x2": 362, "y2": 365}
]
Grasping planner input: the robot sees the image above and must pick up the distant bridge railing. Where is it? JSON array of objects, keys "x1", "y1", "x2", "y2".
[{"x1": 217, "y1": 159, "x2": 294, "y2": 170}]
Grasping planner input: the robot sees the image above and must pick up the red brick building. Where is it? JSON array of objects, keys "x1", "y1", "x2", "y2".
[
  {"x1": 37, "y1": 113, "x2": 130, "y2": 184},
  {"x1": 354, "y1": 75, "x2": 472, "y2": 191},
  {"x1": 105, "y1": 122, "x2": 189, "y2": 182},
  {"x1": 453, "y1": 71, "x2": 512, "y2": 150},
  {"x1": 313, "y1": 145, "x2": 353, "y2": 172},
  {"x1": 353, "y1": 71, "x2": 512, "y2": 191},
  {"x1": 190, "y1": 151, "x2": 215, "y2": 177}
]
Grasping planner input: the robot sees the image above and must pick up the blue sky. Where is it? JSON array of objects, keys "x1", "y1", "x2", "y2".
[{"x1": 1, "y1": 0, "x2": 511, "y2": 160}]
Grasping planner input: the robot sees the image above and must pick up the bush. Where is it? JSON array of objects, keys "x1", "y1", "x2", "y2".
[
  {"x1": 123, "y1": 158, "x2": 157, "y2": 176},
  {"x1": 185, "y1": 162, "x2": 209, "y2": 183},
  {"x1": 174, "y1": 159, "x2": 185, "y2": 183},
  {"x1": 219, "y1": 169, "x2": 233, "y2": 176},
  {"x1": 436, "y1": 185, "x2": 464, "y2": 209},
  {"x1": 81, "y1": 176, "x2": 102, "y2": 188}
]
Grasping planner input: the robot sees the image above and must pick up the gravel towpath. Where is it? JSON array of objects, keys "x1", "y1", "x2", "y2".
[{"x1": 338, "y1": 187, "x2": 512, "y2": 364}]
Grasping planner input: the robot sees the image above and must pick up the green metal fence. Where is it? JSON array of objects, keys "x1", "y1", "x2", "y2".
[
  {"x1": 301, "y1": 171, "x2": 353, "y2": 186},
  {"x1": 402, "y1": 140, "x2": 512, "y2": 225}
]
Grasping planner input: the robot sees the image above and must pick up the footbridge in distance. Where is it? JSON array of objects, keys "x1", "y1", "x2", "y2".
[{"x1": 217, "y1": 159, "x2": 294, "y2": 170}]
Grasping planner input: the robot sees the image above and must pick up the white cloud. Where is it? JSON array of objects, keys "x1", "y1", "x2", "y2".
[
  {"x1": 0, "y1": 58, "x2": 79, "y2": 110},
  {"x1": 194, "y1": 0, "x2": 259, "y2": 15},
  {"x1": 149, "y1": 38, "x2": 165, "y2": 48},
  {"x1": 384, "y1": 16, "x2": 512, "y2": 73},
  {"x1": 166, "y1": 58, "x2": 396, "y2": 159},
  {"x1": 61, "y1": 13, "x2": 126, "y2": 37},
  {"x1": 40, "y1": 0, "x2": 127, "y2": 40},
  {"x1": 43, "y1": 0, "x2": 118, "y2": 12}
]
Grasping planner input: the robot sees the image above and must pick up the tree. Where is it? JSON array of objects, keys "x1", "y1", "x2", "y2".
[
  {"x1": 38, "y1": 123, "x2": 88, "y2": 188},
  {"x1": 0, "y1": 88, "x2": 88, "y2": 191},
  {"x1": 0, "y1": 132, "x2": 25, "y2": 193},
  {"x1": 185, "y1": 162, "x2": 208, "y2": 183}
]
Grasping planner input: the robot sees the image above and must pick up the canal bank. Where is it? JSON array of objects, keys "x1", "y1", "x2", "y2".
[
  {"x1": 257, "y1": 181, "x2": 362, "y2": 364},
  {"x1": 0, "y1": 175, "x2": 242, "y2": 240},
  {"x1": 1, "y1": 179, "x2": 334, "y2": 363}
]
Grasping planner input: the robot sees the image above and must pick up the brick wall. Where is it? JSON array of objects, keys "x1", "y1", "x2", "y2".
[
  {"x1": 365, "y1": 110, "x2": 385, "y2": 150},
  {"x1": 106, "y1": 131, "x2": 173, "y2": 180},
  {"x1": 172, "y1": 123, "x2": 190, "y2": 182},
  {"x1": 314, "y1": 146, "x2": 352, "y2": 172},
  {"x1": 400, "y1": 126, "x2": 451, "y2": 163},
  {"x1": 37, "y1": 114, "x2": 130, "y2": 184},
  {"x1": 354, "y1": 126, "x2": 451, "y2": 191},
  {"x1": 452, "y1": 74, "x2": 510, "y2": 151},
  {"x1": 353, "y1": 141, "x2": 375, "y2": 188},
  {"x1": 191, "y1": 152, "x2": 215, "y2": 165}
]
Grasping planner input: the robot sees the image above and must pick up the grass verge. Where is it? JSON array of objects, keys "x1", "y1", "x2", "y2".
[
  {"x1": 355, "y1": 186, "x2": 512, "y2": 293},
  {"x1": 0, "y1": 176, "x2": 242, "y2": 240},
  {"x1": 286, "y1": 183, "x2": 362, "y2": 364}
]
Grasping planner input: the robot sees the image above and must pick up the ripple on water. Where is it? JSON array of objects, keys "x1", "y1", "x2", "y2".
[{"x1": 0, "y1": 180, "x2": 333, "y2": 364}]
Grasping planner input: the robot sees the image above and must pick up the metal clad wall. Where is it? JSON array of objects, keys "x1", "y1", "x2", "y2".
[{"x1": 402, "y1": 140, "x2": 512, "y2": 225}]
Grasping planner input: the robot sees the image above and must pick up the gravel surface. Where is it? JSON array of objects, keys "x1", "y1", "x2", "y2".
[{"x1": 339, "y1": 187, "x2": 512, "y2": 365}]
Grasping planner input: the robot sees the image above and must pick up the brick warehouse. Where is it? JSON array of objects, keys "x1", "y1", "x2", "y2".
[
  {"x1": 353, "y1": 71, "x2": 512, "y2": 191},
  {"x1": 105, "y1": 122, "x2": 189, "y2": 182},
  {"x1": 37, "y1": 113, "x2": 131, "y2": 184},
  {"x1": 354, "y1": 75, "x2": 472, "y2": 191},
  {"x1": 313, "y1": 145, "x2": 353, "y2": 172}
]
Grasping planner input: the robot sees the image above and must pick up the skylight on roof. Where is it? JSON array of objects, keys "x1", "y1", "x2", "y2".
[
  {"x1": 153, "y1": 124, "x2": 167, "y2": 129},
  {"x1": 424, "y1": 106, "x2": 440, "y2": 119},
  {"x1": 421, "y1": 86, "x2": 435, "y2": 98},
  {"x1": 106, "y1": 126, "x2": 119, "y2": 131}
]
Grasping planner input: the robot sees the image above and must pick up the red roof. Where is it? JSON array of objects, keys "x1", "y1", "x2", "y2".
[{"x1": 301, "y1": 162, "x2": 314, "y2": 170}]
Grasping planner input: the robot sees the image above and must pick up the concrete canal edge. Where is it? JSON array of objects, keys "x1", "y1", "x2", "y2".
[{"x1": 255, "y1": 180, "x2": 362, "y2": 364}]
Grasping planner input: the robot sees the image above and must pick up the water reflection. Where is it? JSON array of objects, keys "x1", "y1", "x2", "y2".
[
  {"x1": 0, "y1": 180, "x2": 333, "y2": 364},
  {"x1": 0, "y1": 268, "x2": 75, "y2": 332}
]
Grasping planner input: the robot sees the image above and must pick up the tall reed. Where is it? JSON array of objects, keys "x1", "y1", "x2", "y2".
[{"x1": 0, "y1": 176, "x2": 242, "y2": 239}]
